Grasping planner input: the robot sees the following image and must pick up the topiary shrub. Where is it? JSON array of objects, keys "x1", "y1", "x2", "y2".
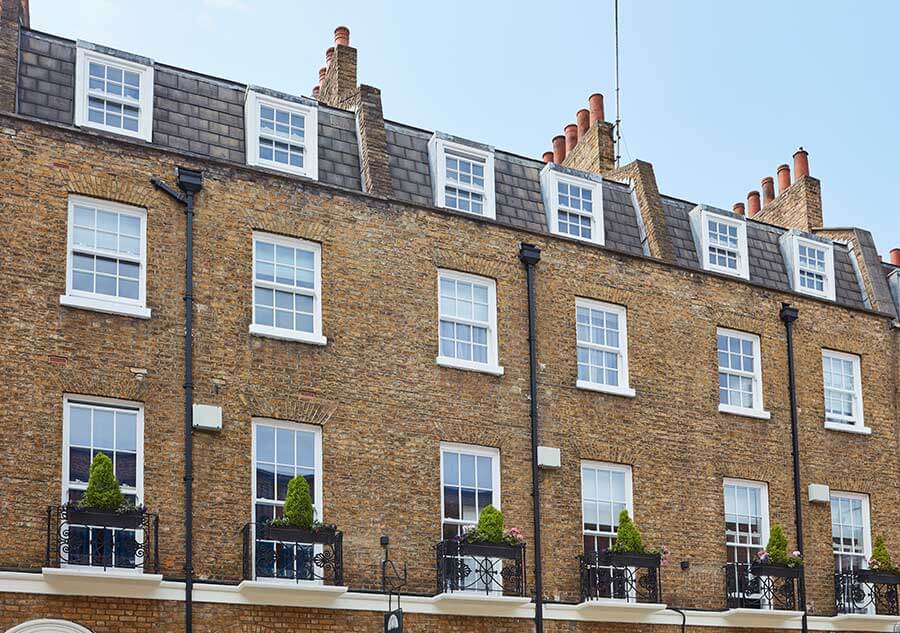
[
  {"x1": 80, "y1": 453, "x2": 124, "y2": 511},
  {"x1": 765, "y1": 523, "x2": 790, "y2": 565},
  {"x1": 870, "y1": 535, "x2": 896, "y2": 572},
  {"x1": 283, "y1": 475, "x2": 314, "y2": 530},
  {"x1": 610, "y1": 510, "x2": 645, "y2": 554},
  {"x1": 475, "y1": 505, "x2": 504, "y2": 543}
]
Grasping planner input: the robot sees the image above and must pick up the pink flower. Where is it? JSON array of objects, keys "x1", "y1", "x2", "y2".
[
  {"x1": 757, "y1": 550, "x2": 768, "y2": 560},
  {"x1": 792, "y1": 550, "x2": 801, "y2": 558}
]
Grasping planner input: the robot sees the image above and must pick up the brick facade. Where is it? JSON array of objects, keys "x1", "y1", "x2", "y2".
[{"x1": 0, "y1": 3, "x2": 897, "y2": 633}]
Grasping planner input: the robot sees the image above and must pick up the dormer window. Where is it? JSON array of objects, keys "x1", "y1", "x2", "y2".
[
  {"x1": 245, "y1": 90, "x2": 318, "y2": 180},
  {"x1": 428, "y1": 133, "x2": 496, "y2": 220},
  {"x1": 540, "y1": 164, "x2": 604, "y2": 245},
  {"x1": 689, "y1": 206, "x2": 749, "y2": 279},
  {"x1": 779, "y1": 231, "x2": 835, "y2": 301},
  {"x1": 74, "y1": 48, "x2": 154, "y2": 141}
]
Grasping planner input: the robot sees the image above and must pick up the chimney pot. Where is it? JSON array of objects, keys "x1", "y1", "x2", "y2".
[
  {"x1": 777, "y1": 164, "x2": 791, "y2": 193},
  {"x1": 761, "y1": 176, "x2": 775, "y2": 206},
  {"x1": 542, "y1": 151, "x2": 555, "y2": 164},
  {"x1": 793, "y1": 147, "x2": 809, "y2": 179},
  {"x1": 588, "y1": 93, "x2": 605, "y2": 125},
  {"x1": 325, "y1": 46, "x2": 335, "y2": 66},
  {"x1": 576, "y1": 109, "x2": 590, "y2": 140},
  {"x1": 564, "y1": 124, "x2": 578, "y2": 152},
  {"x1": 733, "y1": 202, "x2": 745, "y2": 216},
  {"x1": 747, "y1": 190, "x2": 761, "y2": 217},
  {"x1": 334, "y1": 26, "x2": 350, "y2": 47},
  {"x1": 890, "y1": 248, "x2": 900, "y2": 266},
  {"x1": 312, "y1": 85, "x2": 320, "y2": 99},
  {"x1": 318, "y1": 67, "x2": 327, "y2": 81},
  {"x1": 552, "y1": 135, "x2": 567, "y2": 164}
]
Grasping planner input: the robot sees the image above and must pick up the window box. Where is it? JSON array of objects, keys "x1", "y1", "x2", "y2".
[
  {"x1": 856, "y1": 569, "x2": 900, "y2": 585},
  {"x1": 65, "y1": 506, "x2": 145, "y2": 530},
  {"x1": 597, "y1": 550, "x2": 661, "y2": 568},
  {"x1": 749, "y1": 562, "x2": 802, "y2": 579},
  {"x1": 435, "y1": 539, "x2": 526, "y2": 597},
  {"x1": 242, "y1": 521, "x2": 343, "y2": 585},
  {"x1": 256, "y1": 522, "x2": 343, "y2": 547},
  {"x1": 579, "y1": 549, "x2": 662, "y2": 604}
]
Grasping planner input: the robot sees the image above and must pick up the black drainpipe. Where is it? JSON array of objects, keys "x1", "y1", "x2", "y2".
[
  {"x1": 779, "y1": 303, "x2": 807, "y2": 633},
  {"x1": 518, "y1": 242, "x2": 544, "y2": 633},
  {"x1": 152, "y1": 167, "x2": 203, "y2": 633}
]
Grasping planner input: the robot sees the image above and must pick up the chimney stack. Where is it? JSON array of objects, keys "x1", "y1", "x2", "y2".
[
  {"x1": 588, "y1": 93, "x2": 605, "y2": 125},
  {"x1": 793, "y1": 147, "x2": 809, "y2": 179},
  {"x1": 334, "y1": 26, "x2": 350, "y2": 47},
  {"x1": 777, "y1": 164, "x2": 791, "y2": 193},
  {"x1": 576, "y1": 109, "x2": 590, "y2": 140},
  {"x1": 747, "y1": 191, "x2": 761, "y2": 217},
  {"x1": 891, "y1": 248, "x2": 900, "y2": 266},
  {"x1": 733, "y1": 202, "x2": 745, "y2": 216},
  {"x1": 761, "y1": 176, "x2": 775, "y2": 206},
  {"x1": 552, "y1": 135, "x2": 566, "y2": 164},
  {"x1": 564, "y1": 124, "x2": 578, "y2": 152},
  {"x1": 542, "y1": 151, "x2": 554, "y2": 164}
]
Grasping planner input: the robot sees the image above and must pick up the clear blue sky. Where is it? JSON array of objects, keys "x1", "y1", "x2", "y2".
[{"x1": 33, "y1": 0, "x2": 899, "y2": 257}]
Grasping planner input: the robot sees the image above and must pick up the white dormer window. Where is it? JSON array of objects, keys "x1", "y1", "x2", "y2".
[
  {"x1": 689, "y1": 206, "x2": 749, "y2": 279},
  {"x1": 779, "y1": 232, "x2": 835, "y2": 301},
  {"x1": 428, "y1": 134, "x2": 496, "y2": 220},
  {"x1": 540, "y1": 165, "x2": 604, "y2": 245},
  {"x1": 245, "y1": 91, "x2": 318, "y2": 180},
  {"x1": 74, "y1": 48, "x2": 154, "y2": 141}
]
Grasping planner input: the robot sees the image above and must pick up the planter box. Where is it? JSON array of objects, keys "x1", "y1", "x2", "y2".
[
  {"x1": 856, "y1": 569, "x2": 900, "y2": 584},
  {"x1": 457, "y1": 541, "x2": 524, "y2": 560},
  {"x1": 596, "y1": 550, "x2": 661, "y2": 568},
  {"x1": 750, "y1": 562, "x2": 802, "y2": 578},
  {"x1": 65, "y1": 507, "x2": 145, "y2": 530},
  {"x1": 257, "y1": 523, "x2": 341, "y2": 545}
]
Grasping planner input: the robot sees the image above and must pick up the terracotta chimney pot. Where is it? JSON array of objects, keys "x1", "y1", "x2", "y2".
[
  {"x1": 588, "y1": 93, "x2": 605, "y2": 125},
  {"x1": 777, "y1": 164, "x2": 791, "y2": 193},
  {"x1": 542, "y1": 151, "x2": 555, "y2": 164},
  {"x1": 334, "y1": 26, "x2": 350, "y2": 47},
  {"x1": 312, "y1": 85, "x2": 320, "y2": 99},
  {"x1": 761, "y1": 176, "x2": 775, "y2": 206},
  {"x1": 325, "y1": 47, "x2": 335, "y2": 66},
  {"x1": 552, "y1": 135, "x2": 567, "y2": 164},
  {"x1": 318, "y1": 67, "x2": 327, "y2": 82},
  {"x1": 747, "y1": 191, "x2": 761, "y2": 217},
  {"x1": 564, "y1": 124, "x2": 578, "y2": 152},
  {"x1": 890, "y1": 248, "x2": 900, "y2": 266},
  {"x1": 793, "y1": 147, "x2": 809, "y2": 179},
  {"x1": 733, "y1": 203, "x2": 745, "y2": 216},
  {"x1": 576, "y1": 109, "x2": 590, "y2": 140}
]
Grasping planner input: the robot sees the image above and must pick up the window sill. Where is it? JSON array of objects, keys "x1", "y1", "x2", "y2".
[
  {"x1": 249, "y1": 324, "x2": 327, "y2": 346},
  {"x1": 59, "y1": 294, "x2": 151, "y2": 319},
  {"x1": 824, "y1": 421, "x2": 872, "y2": 435},
  {"x1": 436, "y1": 356, "x2": 504, "y2": 376},
  {"x1": 703, "y1": 264, "x2": 749, "y2": 280},
  {"x1": 718, "y1": 404, "x2": 771, "y2": 420},
  {"x1": 76, "y1": 121, "x2": 151, "y2": 143},
  {"x1": 576, "y1": 380, "x2": 636, "y2": 398}
]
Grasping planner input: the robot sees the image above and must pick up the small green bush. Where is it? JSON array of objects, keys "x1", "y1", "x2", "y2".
[
  {"x1": 766, "y1": 523, "x2": 789, "y2": 565},
  {"x1": 870, "y1": 536, "x2": 896, "y2": 572},
  {"x1": 80, "y1": 453, "x2": 124, "y2": 511},
  {"x1": 283, "y1": 475, "x2": 314, "y2": 529},
  {"x1": 475, "y1": 505, "x2": 504, "y2": 543},
  {"x1": 610, "y1": 510, "x2": 645, "y2": 554}
]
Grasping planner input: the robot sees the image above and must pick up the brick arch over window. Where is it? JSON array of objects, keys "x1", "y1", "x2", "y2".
[
  {"x1": 65, "y1": 173, "x2": 155, "y2": 209},
  {"x1": 5, "y1": 621, "x2": 94, "y2": 633}
]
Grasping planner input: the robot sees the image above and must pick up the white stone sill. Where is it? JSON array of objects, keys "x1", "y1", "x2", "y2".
[
  {"x1": 824, "y1": 421, "x2": 872, "y2": 435},
  {"x1": 718, "y1": 404, "x2": 771, "y2": 420},
  {"x1": 436, "y1": 356, "x2": 504, "y2": 376},
  {"x1": 249, "y1": 324, "x2": 327, "y2": 346},
  {"x1": 576, "y1": 380, "x2": 636, "y2": 398},
  {"x1": 59, "y1": 294, "x2": 151, "y2": 319}
]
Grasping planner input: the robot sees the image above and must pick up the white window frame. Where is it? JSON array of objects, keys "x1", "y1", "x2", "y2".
[
  {"x1": 435, "y1": 269, "x2": 503, "y2": 376},
  {"x1": 428, "y1": 134, "x2": 496, "y2": 220},
  {"x1": 245, "y1": 91, "x2": 319, "y2": 180},
  {"x1": 723, "y1": 477, "x2": 770, "y2": 584},
  {"x1": 540, "y1": 165, "x2": 604, "y2": 245},
  {"x1": 74, "y1": 48, "x2": 153, "y2": 142},
  {"x1": 689, "y1": 206, "x2": 750, "y2": 280},
  {"x1": 830, "y1": 491, "x2": 872, "y2": 573},
  {"x1": 249, "y1": 231, "x2": 326, "y2": 346},
  {"x1": 575, "y1": 299, "x2": 635, "y2": 397},
  {"x1": 822, "y1": 350, "x2": 869, "y2": 434},
  {"x1": 250, "y1": 418, "x2": 323, "y2": 584},
  {"x1": 780, "y1": 233, "x2": 836, "y2": 301},
  {"x1": 717, "y1": 328, "x2": 770, "y2": 420},
  {"x1": 580, "y1": 461, "x2": 633, "y2": 549},
  {"x1": 60, "y1": 195, "x2": 150, "y2": 319},
  {"x1": 61, "y1": 394, "x2": 145, "y2": 574}
]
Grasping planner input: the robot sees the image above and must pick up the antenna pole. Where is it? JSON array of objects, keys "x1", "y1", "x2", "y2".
[{"x1": 614, "y1": 0, "x2": 622, "y2": 167}]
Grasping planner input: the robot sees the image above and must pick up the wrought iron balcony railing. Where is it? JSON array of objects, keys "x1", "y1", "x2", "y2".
[
  {"x1": 241, "y1": 522, "x2": 344, "y2": 585},
  {"x1": 835, "y1": 569, "x2": 900, "y2": 616},
  {"x1": 579, "y1": 550, "x2": 662, "y2": 603},
  {"x1": 435, "y1": 539, "x2": 527, "y2": 597},
  {"x1": 46, "y1": 505, "x2": 159, "y2": 573},
  {"x1": 724, "y1": 562, "x2": 800, "y2": 611}
]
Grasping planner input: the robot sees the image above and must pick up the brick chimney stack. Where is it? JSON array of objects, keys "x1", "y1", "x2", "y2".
[
  {"x1": 0, "y1": 0, "x2": 29, "y2": 113},
  {"x1": 549, "y1": 92, "x2": 615, "y2": 175},
  {"x1": 319, "y1": 26, "x2": 358, "y2": 108},
  {"x1": 750, "y1": 148, "x2": 822, "y2": 231}
]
